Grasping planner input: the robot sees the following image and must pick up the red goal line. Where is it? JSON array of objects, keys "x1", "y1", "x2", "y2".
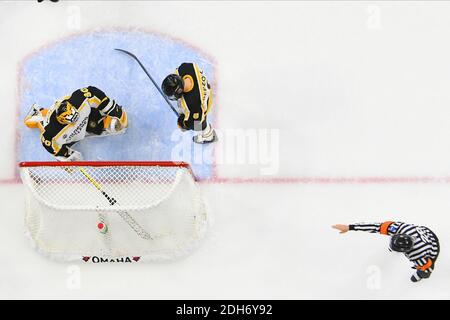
[{"x1": 7, "y1": 162, "x2": 450, "y2": 185}]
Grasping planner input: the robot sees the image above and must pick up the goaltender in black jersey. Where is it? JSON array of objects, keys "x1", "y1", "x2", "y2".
[
  {"x1": 332, "y1": 221, "x2": 440, "y2": 282},
  {"x1": 161, "y1": 62, "x2": 217, "y2": 144},
  {"x1": 24, "y1": 86, "x2": 128, "y2": 161}
]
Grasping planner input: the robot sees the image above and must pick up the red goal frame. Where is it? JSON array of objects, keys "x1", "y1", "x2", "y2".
[{"x1": 19, "y1": 161, "x2": 197, "y2": 180}]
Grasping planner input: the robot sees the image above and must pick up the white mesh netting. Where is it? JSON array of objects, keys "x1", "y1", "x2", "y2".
[{"x1": 20, "y1": 163, "x2": 208, "y2": 262}]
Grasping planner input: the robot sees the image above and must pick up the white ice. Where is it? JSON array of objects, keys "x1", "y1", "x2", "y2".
[{"x1": 0, "y1": 1, "x2": 449, "y2": 299}]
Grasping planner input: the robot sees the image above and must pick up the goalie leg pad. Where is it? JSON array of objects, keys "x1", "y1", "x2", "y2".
[{"x1": 24, "y1": 104, "x2": 46, "y2": 131}]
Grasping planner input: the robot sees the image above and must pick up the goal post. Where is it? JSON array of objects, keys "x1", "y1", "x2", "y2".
[{"x1": 19, "y1": 161, "x2": 208, "y2": 262}]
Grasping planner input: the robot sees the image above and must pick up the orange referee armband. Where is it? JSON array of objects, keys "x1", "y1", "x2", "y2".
[{"x1": 380, "y1": 221, "x2": 394, "y2": 235}]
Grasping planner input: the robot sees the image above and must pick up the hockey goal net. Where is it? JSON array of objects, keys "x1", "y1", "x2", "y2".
[{"x1": 19, "y1": 161, "x2": 208, "y2": 262}]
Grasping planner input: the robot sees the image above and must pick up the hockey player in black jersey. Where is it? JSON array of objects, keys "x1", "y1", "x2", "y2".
[
  {"x1": 24, "y1": 86, "x2": 128, "y2": 161},
  {"x1": 161, "y1": 63, "x2": 217, "y2": 144},
  {"x1": 332, "y1": 221, "x2": 440, "y2": 282}
]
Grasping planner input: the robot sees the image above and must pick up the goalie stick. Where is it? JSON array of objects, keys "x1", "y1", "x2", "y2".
[
  {"x1": 63, "y1": 166, "x2": 154, "y2": 240},
  {"x1": 114, "y1": 48, "x2": 179, "y2": 117},
  {"x1": 77, "y1": 167, "x2": 154, "y2": 240}
]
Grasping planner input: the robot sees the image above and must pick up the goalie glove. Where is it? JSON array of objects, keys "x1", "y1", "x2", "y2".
[
  {"x1": 104, "y1": 109, "x2": 128, "y2": 134},
  {"x1": 55, "y1": 147, "x2": 82, "y2": 162},
  {"x1": 106, "y1": 117, "x2": 122, "y2": 133},
  {"x1": 87, "y1": 103, "x2": 128, "y2": 136}
]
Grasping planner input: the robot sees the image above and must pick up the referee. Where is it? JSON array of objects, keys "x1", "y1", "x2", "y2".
[{"x1": 333, "y1": 221, "x2": 440, "y2": 282}]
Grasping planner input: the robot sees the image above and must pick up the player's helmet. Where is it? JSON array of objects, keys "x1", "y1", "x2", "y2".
[
  {"x1": 56, "y1": 101, "x2": 79, "y2": 125},
  {"x1": 389, "y1": 234, "x2": 414, "y2": 252},
  {"x1": 161, "y1": 74, "x2": 184, "y2": 101}
]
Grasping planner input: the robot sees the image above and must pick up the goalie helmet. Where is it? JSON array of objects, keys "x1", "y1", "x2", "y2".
[
  {"x1": 389, "y1": 234, "x2": 414, "y2": 252},
  {"x1": 55, "y1": 101, "x2": 79, "y2": 125},
  {"x1": 161, "y1": 74, "x2": 184, "y2": 100}
]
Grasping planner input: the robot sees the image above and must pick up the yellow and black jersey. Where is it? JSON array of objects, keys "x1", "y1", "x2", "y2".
[
  {"x1": 175, "y1": 63, "x2": 212, "y2": 130},
  {"x1": 41, "y1": 86, "x2": 120, "y2": 157}
]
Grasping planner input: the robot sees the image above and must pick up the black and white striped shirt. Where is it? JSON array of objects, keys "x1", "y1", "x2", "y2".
[{"x1": 349, "y1": 221, "x2": 439, "y2": 278}]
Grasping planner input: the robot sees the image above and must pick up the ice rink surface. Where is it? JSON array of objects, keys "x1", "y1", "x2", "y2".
[{"x1": 1, "y1": 1, "x2": 449, "y2": 299}]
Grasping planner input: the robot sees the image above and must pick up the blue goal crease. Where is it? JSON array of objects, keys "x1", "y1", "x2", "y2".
[{"x1": 18, "y1": 31, "x2": 215, "y2": 180}]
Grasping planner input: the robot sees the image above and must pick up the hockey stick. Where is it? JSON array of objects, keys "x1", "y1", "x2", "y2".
[
  {"x1": 114, "y1": 48, "x2": 179, "y2": 117},
  {"x1": 77, "y1": 167, "x2": 153, "y2": 240},
  {"x1": 64, "y1": 166, "x2": 154, "y2": 240}
]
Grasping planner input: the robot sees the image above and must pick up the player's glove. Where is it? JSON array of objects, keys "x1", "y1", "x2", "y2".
[{"x1": 177, "y1": 114, "x2": 188, "y2": 131}]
